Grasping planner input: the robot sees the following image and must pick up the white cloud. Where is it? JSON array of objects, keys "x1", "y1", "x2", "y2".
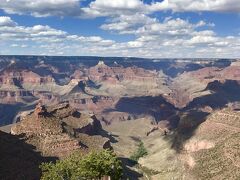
[
  {"x1": 0, "y1": 0, "x2": 83, "y2": 17},
  {"x1": 100, "y1": 13, "x2": 156, "y2": 34},
  {"x1": 128, "y1": 41, "x2": 143, "y2": 48},
  {"x1": 0, "y1": 18, "x2": 68, "y2": 41},
  {"x1": 98, "y1": 14, "x2": 240, "y2": 58},
  {"x1": 0, "y1": 16, "x2": 17, "y2": 26},
  {"x1": 90, "y1": 0, "x2": 142, "y2": 10},
  {"x1": 0, "y1": 16, "x2": 117, "y2": 55},
  {"x1": 149, "y1": 0, "x2": 240, "y2": 13},
  {"x1": 0, "y1": 0, "x2": 239, "y2": 19},
  {"x1": 188, "y1": 35, "x2": 218, "y2": 45},
  {"x1": 83, "y1": 0, "x2": 240, "y2": 18},
  {"x1": 101, "y1": 15, "x2": 210, "y2": 38},
  {"x1": 82, "y1": 0, "x2": 146, "y2": 18},
  {"x1": 1, "y1": 16, "x2": 239, "y2": 58},
  {"x1": 11, "y1": 43, "x2": 28, "y2": 48},
  {"x1": 0, "y1": 0, "x2": 239, "y2": 58}
]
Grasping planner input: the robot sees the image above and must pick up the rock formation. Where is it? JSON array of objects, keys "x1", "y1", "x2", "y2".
[
  {"x1": 1, "y1": 56, "x2": 240, "y2": 126},
  {"x1": 11, "y1": 102, "x2": 110, "y2": 158}
]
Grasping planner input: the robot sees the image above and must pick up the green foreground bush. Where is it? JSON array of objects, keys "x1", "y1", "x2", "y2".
[{"x1": 40, "y1": 150, "x2": 123, "y2": 180}]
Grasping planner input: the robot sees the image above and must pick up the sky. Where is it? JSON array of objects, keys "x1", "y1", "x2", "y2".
[{"x1": 0, "y1": 0, "x2": 239, "y2": 58}]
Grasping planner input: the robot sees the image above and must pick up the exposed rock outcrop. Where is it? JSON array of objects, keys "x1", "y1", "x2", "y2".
[{"x1": 11, "y1": 103, "x2": 111, "y2": 158}]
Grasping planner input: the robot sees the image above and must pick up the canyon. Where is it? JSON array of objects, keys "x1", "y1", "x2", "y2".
[
  {"x1": 0, "y1": 56, "x2": 236, "y2": 126},
  {"x1": 0, "y1": 56, "x2": 240, "y2": 179}
]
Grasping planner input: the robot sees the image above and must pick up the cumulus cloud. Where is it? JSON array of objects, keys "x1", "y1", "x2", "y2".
[
  {"x1": 90, "y1": 0, "x2": 143, "y2": 10},
  {"x1": 98, "y1": 14, "x2": 240, "y2": 58},
  {"x1": 128, "y1": 41, "x2": 143, "y2": 48},
  {"x1": 0, "y1": 16, "x2": 17, "y2": 26},
  {"x1": 0, "y1": 0, "x2": 83, "y2": 17},
  {"x1": 82, "y1": 0, "x2": 146, "y2": 17},
  {"x1": 100, "y1": 13, "x2": 156, "y2": 34},
  {"x1": 83, "y1": 0, "x2": 240, "y2": 18},
  {"x1": 0, "y1": 16, "x2": 239, "y2": 58},
  {"x1": 101, "y1": 15, "x2": 211, "y2": 38},
  {"x1": 0, "y1": 18, "x2": 68, "y2": 41},
  {"x1": 149, "y1": 0, "x2": 240, "y2": 13},
  {"x1": 0, "y1": 16, "x2": 116, "y2": 55},
  {"x1": 0, "y1": 0, "x2": 239, "y2": 18}
]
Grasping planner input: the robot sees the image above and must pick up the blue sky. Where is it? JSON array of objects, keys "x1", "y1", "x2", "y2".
[{"x1": 0, "y1": 0, "x2": 239, "y2": 58}]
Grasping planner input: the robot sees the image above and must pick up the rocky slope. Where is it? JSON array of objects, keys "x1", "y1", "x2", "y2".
[
  {"x1": 0, "y1": 101, "x2": 112, "y2": 179},
  {"x1": 11, "y1": 102, "x2": 110, "y2": 158},
  {"x1": 174, "y1": 108, "x2": 240, "y2": 179},
  {"x1": 103, "y1": 107, "x2": 240, "y2": 180}
]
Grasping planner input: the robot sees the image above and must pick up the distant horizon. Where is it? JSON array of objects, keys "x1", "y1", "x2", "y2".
[{"x1": 0, "y1": 55, "x2": 238, "y2": 60}]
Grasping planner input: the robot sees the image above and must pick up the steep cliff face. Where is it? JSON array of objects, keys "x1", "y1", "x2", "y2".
[
  {"x1": 0, "y1": 90, "x2": 35, "y2": 104},
  {"x1": 86, "y1": 62, "x2": 170, "y2": 97},
  {"x1": 0, "y1": 70, "x2": 55, "y2": 86},
  {"x1": 70, "y1": 96, "x2": 117, "y2": 113},
  {"x1": 0, "y1": 70, "x2": 83, "y2": 105},
  {"x1": 188, "y1": 64, "x2": 240, "y2": 81},
  {"x1": 11, "y1": 103, "x2": 110, "y2": 158},
  {"x1": 88, "y1": 62, "x2": 158, "y2": 83},
  {"x1": 0, "y1": 70, "x2": 56, "y2": 104},
  {"x1": 165, "y1": 64, "x2": 240, "y2": 109}
]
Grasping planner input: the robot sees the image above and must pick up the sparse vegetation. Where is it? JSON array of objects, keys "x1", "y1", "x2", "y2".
[
  {"x1": 192, "y1": 132, "x2": 240, "y2": 180},
  {"x1": 138, "y1": 165, "x2": 160, "y2": 176},
  {"x1": 40, "y1": 150, "x2": 123, "y2": 180},
  {"x1": 130, "y1": 141, "x2": 148, "y2": 163}
]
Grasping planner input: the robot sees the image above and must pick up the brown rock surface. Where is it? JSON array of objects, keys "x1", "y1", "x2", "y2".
[{"x1": 11, "y1": 102, "x2": 110, "y2": 158}]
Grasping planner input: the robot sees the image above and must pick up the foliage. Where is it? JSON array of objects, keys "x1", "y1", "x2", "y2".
[
  {"x1": 40, "y1": 150, "x2": 123, "y2": 180},
  {"x1": 130, "y1": 141, "x2": 148, "y2": 162}
]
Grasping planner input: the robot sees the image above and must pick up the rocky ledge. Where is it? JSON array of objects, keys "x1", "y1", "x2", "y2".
[{"x1": 11, "y1": 102, "x2": 111, "y2": 158}]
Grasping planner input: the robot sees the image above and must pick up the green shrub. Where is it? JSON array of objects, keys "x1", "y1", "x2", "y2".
[
  {"x1": 130, "y1": 141, "x2": 148, "y2": 162},
  {"x1": 40, "y1": 150, "x2": 123, "y2": 180}
]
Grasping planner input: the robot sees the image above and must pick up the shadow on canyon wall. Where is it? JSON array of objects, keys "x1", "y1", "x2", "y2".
[
  {"x1": 186, "y1": 80, "x2": 240, "y2": 110},
  {"x1": 0, "y1": 103, "x2": 23, "y2": 126},
  {"x1": 106, "y1": 80, "x2": 240, "y2": 153},
  {"x1": 0, "y1": 131, "x2": 57, "y2": 180},
  {"x1": 170, "y1": 80, "x2": 240, "y2": 152},
  {"x1": 0, "y1": 102, "x2": 38, "y2": 126},
  {"x1": 105, "y1": 96, "x2": 179, "y2": 128},
  {"x1": 119, "y1": 157, "x2": 143, "y2": 179},
  {"x1": 168, "y1": 110, "x2": 210, "y2": 153}
]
